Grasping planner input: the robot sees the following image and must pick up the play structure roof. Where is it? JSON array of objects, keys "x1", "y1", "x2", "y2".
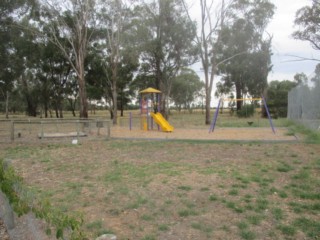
[{"x1": 139, "y1": 87, "x2": 161, "y2": 94}]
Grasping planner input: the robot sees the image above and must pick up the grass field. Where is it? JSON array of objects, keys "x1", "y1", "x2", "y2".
[{"x1": 0, "y1": 112, "x2": 319, "y2": 240}]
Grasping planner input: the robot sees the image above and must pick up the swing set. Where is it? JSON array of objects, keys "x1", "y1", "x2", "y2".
[{"x1": 209, "y1": 96, "x2": 275, "y2": 134}]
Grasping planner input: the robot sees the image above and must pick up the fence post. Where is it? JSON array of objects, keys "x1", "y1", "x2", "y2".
[
  {"x1": 10, "y1": 121, "x2": 14, "y2": 142},
  {"x1": 40, "y1": 121, "x2": 44, "y2": 139},
  {"x1": 129, "y1": 112, "x2": 132, "y2": 131},
  {"x1": 76, "y1": 120, "x2": 80, "y2": 141},
  {"x1": 107, "y1": 120, "x2": 111, "y2": 140}
]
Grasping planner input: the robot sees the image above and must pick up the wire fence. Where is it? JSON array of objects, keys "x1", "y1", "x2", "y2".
[
  {"x1": 288, "y1": 83, "x2": 320, "y2": 131},
  {"x1": 0, "y1": 118, "x2": 111, "y2": 143}
]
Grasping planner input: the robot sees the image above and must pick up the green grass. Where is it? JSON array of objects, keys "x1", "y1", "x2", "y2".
[
  {"x1": 178, "y1": 209, "x2": 197, "y2": 217},
  {"x1": 158, "y1": 224, "x2": 169, "y2": 231},
  {"x1": 177, "y1": 185, "x2": 192, "y2": 191},
  {"x1": 277, "y1": 162, "x2": 294, "y2": 172},
  {"x1": 285, "y1": 120, "x2": 320, "y2": 143},
  {"x1": 86, "y1": 220, "x2": 103, "y2": 230},
  {"x1": 209, "y1": 194, "x2": 218, "y2": 201},
  {"x1": 272, "y1": 208, "x2": 284, "y2": 221},
  {"x1": 293, "y1": 217, "x2": 320, "y2": 238},
  {"x1": 277, "y1": 224, "x2": 296, "y2": 236},
  {"x1": 191, "y1": 222, "x2": 213, "y2": 234}
]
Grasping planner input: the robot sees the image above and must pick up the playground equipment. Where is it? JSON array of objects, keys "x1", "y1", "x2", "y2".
[
  {"x1": 209, "y1": 96, "x2": 275, "y2": 133},
  {"x1": 139, "y1": 87, "x2": 174, "y2": 132}
]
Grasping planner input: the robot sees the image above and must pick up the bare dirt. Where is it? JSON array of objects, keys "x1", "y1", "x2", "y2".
[{"x1": 110, "y1": 126, "x2": 297, "y2": 141}]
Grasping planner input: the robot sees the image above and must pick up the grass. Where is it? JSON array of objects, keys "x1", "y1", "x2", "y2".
[{"x1": 0, "y1": 117, "x2": 319, "y2": 239}]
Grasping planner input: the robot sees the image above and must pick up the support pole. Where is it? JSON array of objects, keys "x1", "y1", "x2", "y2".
[
  {"x1": 10, "y1": 121, "x2": 14, "y2": 142},
  {"x1": 262, "y1": 95, "x2": 276, "y2": 134},
  {"x1": 209, "y1": 99, "x2": 222, "y2": 133}
]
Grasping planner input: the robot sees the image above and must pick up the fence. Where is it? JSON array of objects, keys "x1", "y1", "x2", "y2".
[
  {"x1": 287, "y1": 83, "x2": 320, "y2": 130},
  {"x1": 0, "y1": 119, "x2": 111, "y2": 143}
]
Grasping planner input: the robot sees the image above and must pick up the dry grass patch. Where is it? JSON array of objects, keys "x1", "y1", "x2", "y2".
[{"x1": 0, "y1": 140, "x2": 319, "y2": 239}]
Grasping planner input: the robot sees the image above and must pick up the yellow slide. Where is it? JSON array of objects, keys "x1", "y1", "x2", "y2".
[{"x1": 151, "y1": 112, "x2": 174, "y2": 132}]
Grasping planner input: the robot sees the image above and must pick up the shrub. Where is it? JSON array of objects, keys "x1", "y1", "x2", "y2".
[{"x1": 237, "y1": 104, "x2": 255, "y2": 118}]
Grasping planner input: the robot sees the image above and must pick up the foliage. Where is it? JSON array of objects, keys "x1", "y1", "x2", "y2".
[
  {"x1": 0, "y1": 161, "x2": 29, "y2": 215},
  {"x1": 134, "y1": 0, "x2": 198, "y2": 118},
  {"x1": 216, "y1": 0, "x2": 275, "y2": 110},
  {"x1": 293, "y1": 72, "x2": 308, "y2": 86},
  {"x1": 0, "y1": 159, "x2": 87, "y2": 239},
  {"x1": 293, "y1": 1, "x2": 320, "y2": 51},
  {"x1": 265, "y1": 80, "x2": 297, "y2": 118},
  {"x1": 286, "y1": 120, "x2": 320, "y2": 144},
  {"x1": 170, "y1": 68, "x2": 204, "y2": 111},
  {"x1": 236, "y1": 104, "x2": 255, "y2": 118},
  {"x1": 311, "y1": 63, "x2": 320, "y2": 88}
]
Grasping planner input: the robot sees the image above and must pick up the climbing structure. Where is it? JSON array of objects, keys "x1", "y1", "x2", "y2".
[{"x1": 139, "y1": 87, "x2": 174, "y2": 132}]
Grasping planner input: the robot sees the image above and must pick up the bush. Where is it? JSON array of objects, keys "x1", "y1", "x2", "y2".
[{"x1": 237, "y1": 104, "x2": 255, "y2": 118}]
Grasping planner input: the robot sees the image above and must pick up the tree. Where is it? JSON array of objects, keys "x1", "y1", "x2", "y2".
[
  {"x1": 266, "y1": 80, "x2": 297, "y2": 118},
  {"x1": 293, "y1": 0, "x2": 320, "y2": 51},
  {"x1": 294, "y1": 72, "x2": 308, "y2": 86},
  {"x1": 97, "y1": 0, "x2": 138, "y2": 123},
  {"x1": 170, "y1": 68, "x2": 204, "y2": 112},
  {"x1": 311, "y1": 63, "x2": 320, "y2": 88},
  {"x1": 135, "y1": 0, "x2": 198, "y2": 118},
  {"x1": 0, "y1": 0, "x2": 36, "y2": 117},
  {"x1": 181, "y1": 0, "x2": 243, "y2": 124},
  {"x1": 36, "y1": 0, "x2": 97, "y2": 118},
  {"x1": 215, "y1": 0, "x2": 274, "y2": 110}
]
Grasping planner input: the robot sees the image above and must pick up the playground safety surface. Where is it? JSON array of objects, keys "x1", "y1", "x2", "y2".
[{"x1": 110, "y1": 127, "x2": 297, "y2": 142}]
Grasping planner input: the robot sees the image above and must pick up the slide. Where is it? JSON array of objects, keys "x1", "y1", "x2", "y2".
[{"x1": 151, "y1": 112, "x2": 174, "y2": 132}]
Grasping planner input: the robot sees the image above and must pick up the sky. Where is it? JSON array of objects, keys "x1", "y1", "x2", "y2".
[
  {"x1": 187, "y1": 0, "x2": 318, "y2": 104},
  {"x1": 190, "y1": 0, "x2": 318, "y2": 83},
  {"x1": 267, "y1": 0, "x2": 319, "y2": 82}
]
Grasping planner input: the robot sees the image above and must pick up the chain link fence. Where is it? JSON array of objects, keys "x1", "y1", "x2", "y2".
[{"x1": 287, "y1": 83, "x2": 320, "y2": 130}]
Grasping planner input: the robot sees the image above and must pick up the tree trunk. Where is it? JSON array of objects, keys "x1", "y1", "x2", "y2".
[
  {"x1": 235, "y1": 82, "x2": 242, "y2": 111},
  {"x1": 44, "y1": 101, "x2": 48, "y2": 118},
  {"x1": 112, "y1": 66, "x2": 118, "y2": 125},
  {"x1": 205, "y1": 86, "x2": 211, "y2": 125},
  {"x1": 5, "y1": 91, "x2": 9, "y2": 119},
  {"x1": 78, "y1": 71, "x2": 88, "y2": 118}
]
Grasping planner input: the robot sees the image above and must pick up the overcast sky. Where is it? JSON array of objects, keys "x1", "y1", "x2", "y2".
[
  {"x1": 267, "y1": 0, "x2": 318, "y2": 81},
  {"x1": 190, "y1": 0, "x2": 318, "y2": 82}
]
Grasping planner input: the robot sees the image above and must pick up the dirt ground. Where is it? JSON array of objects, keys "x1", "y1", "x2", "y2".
[{"x1": 110, "y1": 126, "x2": 297, "y2": 142}]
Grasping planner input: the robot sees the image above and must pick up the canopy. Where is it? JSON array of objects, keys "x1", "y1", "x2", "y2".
[{"x1": 139, "y1": 87, "x2": 161, "y2": 94}]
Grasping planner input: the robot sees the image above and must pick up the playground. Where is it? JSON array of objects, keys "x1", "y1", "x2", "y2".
[
  {"x1": 111, "y1": 88, "x2": 296, "y2": 142},
  {"x1": 0, "y1": 90, "x2": 317, "y2": 240}
]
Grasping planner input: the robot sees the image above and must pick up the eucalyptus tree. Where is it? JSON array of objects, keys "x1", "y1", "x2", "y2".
[
  {"x1": 293, "y1": 0, "x2": 320, "y2": 52},
  {"x1": 181, "y1": 0, "x2": 240, "y2": 124},
  {"x1": 0, "y1": 0, "x2": 36, "y2": 117},
  {"x1": 170, "y1": 68, "x2": 204, "y2": 112},
  {"x1": 311, "y1": 63, "x2": 320, "y2": 88},
  {"x1": 94, "y1": 0, "x2": 139, "y2": 123},
  {"x1": 135, "y1": 0, "x2": 198, "y2": 118},
  {"x1": 11, "y1": 27, "x2": 43, "y2": 116},
  {"x1": 37, "y1": 40, "x2": 74, "y2": 118},
  {"x1": 293, "y1": 72, "x2": 308, "y2": 86},
  {"x1": 215, "y1": 0, "x2": 274, "y2": 110},
  {"x1": 266, "y1": 80, "x2": 296, "y2": 118},
  {"x1": 34, "y1": 0, "x2": 98, "y2": 118},
  {"x1": 86, "y1": 42, "x2": 138, "y2": 118}
]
